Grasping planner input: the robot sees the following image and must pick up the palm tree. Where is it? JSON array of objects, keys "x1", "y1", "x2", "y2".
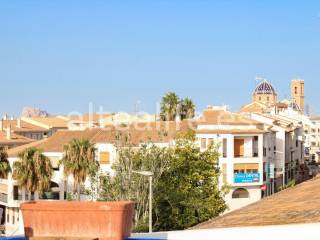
[
  {"x1": 13, "y1": 147, "x2": 53, "y2": 195},
  {"x1": 61, "y1": 139, "x2": 98, "y2": 201},
  {"x1": 0, "y1": 146, "x2": 11, "y2": 179},
  {"x1": 160, "y1": 92, "x2": 180, "y2": 121},
  {"x1": 181, "y1": 98, "x2": 195, "y2": 120}
]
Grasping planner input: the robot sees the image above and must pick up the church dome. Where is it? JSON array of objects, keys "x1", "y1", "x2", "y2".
[{"x1": 253, "y1": 80, "x2": 277, "y2": 95}]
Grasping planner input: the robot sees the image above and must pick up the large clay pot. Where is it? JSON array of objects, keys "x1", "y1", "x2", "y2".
[{"x1": 21, "y1": 201, "x2": 135, "y2": 240}]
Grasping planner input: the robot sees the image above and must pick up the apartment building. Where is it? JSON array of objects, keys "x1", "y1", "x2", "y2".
[
  {"x1": 1, "y1": 121, "x2": 192, "y2": 234},
  {"x1": 0, "y1": 107, "x2": 308, "y2": 233},
  {"x1": 195, "y1": 106, "x2": 276, "y2": 211},
  {"x1": 248, "y1": 113, "x2": 306, "y2": 186},
  {"x1": 0, "y1": 115, "x2": 69, "y2": 142},
  {"x1": 308, "y1": 116, "x2": 320, "y2": 162},
  {"x1": 0, "y1": 131, "x2": 34, "y2": 149},
  {"x1": 21, "y1": 116, "x2": 68, "y2": 137},
  {"x1": 0, "y1": 118, "x2": 49, "y2": 141}
]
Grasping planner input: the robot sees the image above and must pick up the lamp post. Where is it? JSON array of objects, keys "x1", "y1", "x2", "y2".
[{"x1": 132, "y1": 170, "x2": 153, "y2": 233}]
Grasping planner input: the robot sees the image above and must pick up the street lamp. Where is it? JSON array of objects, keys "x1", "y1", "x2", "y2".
[{"x1": 132, "y1": 170, "x2": 153, "y2": 233}]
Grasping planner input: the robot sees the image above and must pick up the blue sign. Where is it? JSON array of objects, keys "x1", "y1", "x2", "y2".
[{"x1": 234, "y1": 173, "x2": 260, "y2": 183}]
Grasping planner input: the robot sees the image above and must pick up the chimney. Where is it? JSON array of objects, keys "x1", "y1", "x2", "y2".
[
  {"x1": 6, "y1": 125, "x2": 11, "y2": 140},
  {"x1": 17, "y1": 118, "x2": 21, "y2": 128},
  {"x1": 3, "y1": 114, "x2": 7, "y2": 120}
]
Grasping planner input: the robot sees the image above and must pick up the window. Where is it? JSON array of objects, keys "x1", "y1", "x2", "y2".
[
  {"x1": 16, "y1": 208, "x2": 19, "y2": 222},
  {"x1": 232, "y1": 188, "x2": 249, "y2": 198},
  {"x1": 100, "y1": 152, "x2": 110, "y2": 164},
  {"x1": 30, "y1": 192, "x2": 35, "y2": 201},
  {"x1": 223, "y1": 138, "x2": 227, "y2": 157},
  {"x1": 6, "y1": 212, "x2": 9, "y2": 223},
  {"x1": 234, "y1": 163, "x2": 259, "y2": 174},
  {"x1": 259, "y1": 96, "x2": 262, "y2": 101},
  {"x1": 208, "y1": 138, "x2": 214, "y2": 146},
  {"x1": 13, "y1": 186, "x2": 21, "y2": 200},
  {"x1": 40, "y1": 181, "x2": 60, "y2": 200},
  {"x1": 296, "y1": 140, "x2": 298, "y2": 148},
  {"x1": 263, "y1": 147, "x2": 266, "y2": 157},
  {"x1": 295, "y1": 87, "x2": 298, "y2": 94},
  {"x1": 234, "y1": 139, "x2": 244, "y2": 157},
  {"x1": 201, "y1": 138, "x2": 207, "y2": 149},
  {"x1": 267, "y1": 96, "x2": 270, "y2": 101},
  {"x1": 222, "y1": 163, "x2": 227, "y2": 184}
]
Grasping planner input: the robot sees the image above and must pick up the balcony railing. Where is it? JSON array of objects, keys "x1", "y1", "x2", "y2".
[
  {"x1": 234, "y1": 153, "x2": 259, "y2": 158},
  {"x1": 13, "y1": 194, "x2": 23, "y2": 201}
]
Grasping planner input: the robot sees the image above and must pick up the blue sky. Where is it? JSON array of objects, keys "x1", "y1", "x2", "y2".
[{"x1": 1, "y1": 0, "x2": 320, "y2": 116}]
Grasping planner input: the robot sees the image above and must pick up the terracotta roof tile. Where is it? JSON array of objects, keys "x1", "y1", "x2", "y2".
[
  {"x1": 0, "y1": 131, "x2": 34, "y2": 145},
  {"x1": 194, "y1": 176, "x2": 320, "y2": 229},
  {"x1": 8, "y1": 120, "x2": 195, "y2": 157},
  {"x1": 1, "y1": 119, "x2": 47, "y2": 132},
  {"x1": 196, "y1": 129, "x2": 266, "y2": 134},
  {"x1": 198, "y1": 109, "x2": 262, "y2": 125},
  {"x1": 22, "y1": 117, "x2": 69, "y2": 128}
]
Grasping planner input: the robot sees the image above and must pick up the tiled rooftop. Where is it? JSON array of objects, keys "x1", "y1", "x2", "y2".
[
  {"x1": 1, "y1": 119, "x2": 47, "y2": 132},
  {"x1": 198, "y1": 108, "x2": 262, "y2": 126},
  {"x1": 7, "y1": 120, "x2": 195, "y2": 157},
  {"x1": 194, "y1": 176, "x2": 320, "y2": 229}
]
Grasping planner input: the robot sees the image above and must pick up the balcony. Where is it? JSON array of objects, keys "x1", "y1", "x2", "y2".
[{"x1": 234, "y1": 136, "x2": 259, "y2": 158}]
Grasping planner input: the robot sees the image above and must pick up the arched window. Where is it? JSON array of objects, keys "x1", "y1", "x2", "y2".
[
  {"x1": 40, "y1": 181, "x2": 60, "y2": 200},
  {"x1": 232, "y1": 188, "x2": 249, "y2": 199}
]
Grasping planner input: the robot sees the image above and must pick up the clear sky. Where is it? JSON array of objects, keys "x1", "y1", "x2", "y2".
[{"x1": 1, "y1": 0, "x2": 320, "y2": 116}]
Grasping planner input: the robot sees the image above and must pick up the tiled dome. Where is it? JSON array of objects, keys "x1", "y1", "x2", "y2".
[{"x1": 253, "y1": 80, "x2": 277, "y2": 95}]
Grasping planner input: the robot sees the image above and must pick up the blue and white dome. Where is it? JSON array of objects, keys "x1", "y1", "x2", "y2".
[{"x1": 253, "y1": 80, "x2": 277, "y2": 95}]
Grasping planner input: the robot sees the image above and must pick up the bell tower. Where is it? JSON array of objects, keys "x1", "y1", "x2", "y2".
[{"x1": 291, "y1": 79, "x2": 305, "y2": 113}]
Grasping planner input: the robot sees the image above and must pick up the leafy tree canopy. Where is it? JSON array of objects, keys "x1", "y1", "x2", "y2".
[{"x1": 99, "y1": 131, "x2": 226, "y2": 232}]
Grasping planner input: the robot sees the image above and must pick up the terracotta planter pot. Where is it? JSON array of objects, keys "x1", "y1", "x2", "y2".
[{"x1": 21, "y1": 201, "x2": 135, "y2": 240}]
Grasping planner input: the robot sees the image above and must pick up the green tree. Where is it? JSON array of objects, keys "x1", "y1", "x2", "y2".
[
  {"x1": 0, "y1": 146, "x2": 11, "y2": 179},
  {"x1": 99, "y1": 139, "x2": 171, "y2": 231},
  {"x1": 160, "y1": 92, "x2": 180, "y2": 121},
  {"x1": 153, "y1": 132, "x2": 226, "y2": 231},
  {"x1": 180, "y1": 98, "x2": 195, "y2": 120},
  {"x1": 13, "y1": 147, "x2": 53, "y2": 194},
  {"x1": 61, "y1": 139, "x2": 98, "y2": 201},
  {"x1": 0, "y1": 147, "x2": 11, "y2": 178},
  {"x1": 99, "y1": 131, "x2": 226, "y2": 232}
]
